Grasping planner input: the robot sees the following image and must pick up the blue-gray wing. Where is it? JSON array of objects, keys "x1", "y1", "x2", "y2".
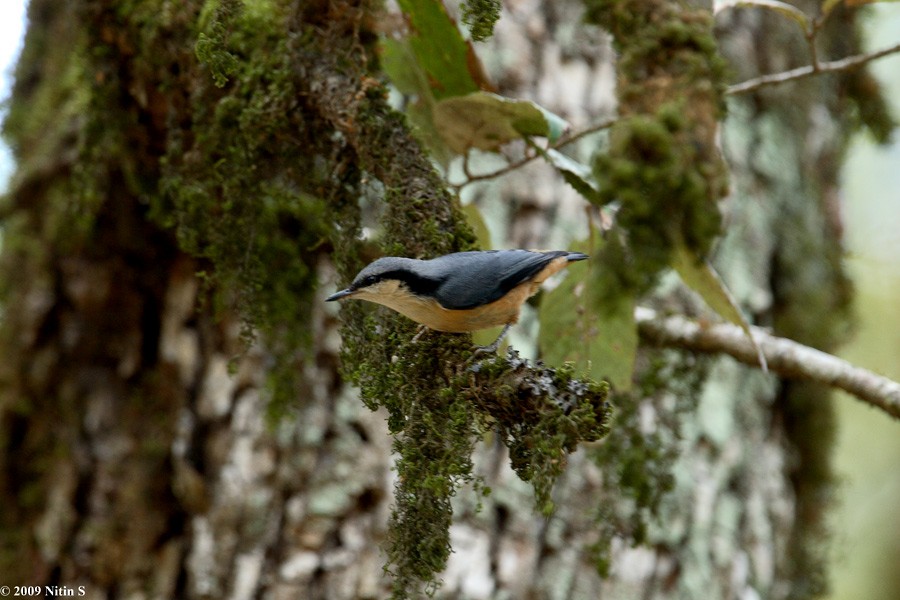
[{"x1": 429, "y1": 250, "x2": 570, "y2": 310}]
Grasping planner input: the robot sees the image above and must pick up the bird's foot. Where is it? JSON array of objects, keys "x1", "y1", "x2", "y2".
[
  {"x1": 469, "y1": 323, "x2": 512, "y2": 359},
  {"x1": 410, "y1": 324, "x2": 429, "y2": 344}
]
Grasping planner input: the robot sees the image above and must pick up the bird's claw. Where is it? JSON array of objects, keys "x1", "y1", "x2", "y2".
[
  {"x1": 410, "y1": 325, "x2": 428, "y2": 344},
  {"x1": 468, "y1": 323, "x2": 512, "y2": 361}
]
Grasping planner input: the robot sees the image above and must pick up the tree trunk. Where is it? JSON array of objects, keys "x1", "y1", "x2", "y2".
[{"x1": 0, "y1": 0, "x2": 876, "y2": 598}]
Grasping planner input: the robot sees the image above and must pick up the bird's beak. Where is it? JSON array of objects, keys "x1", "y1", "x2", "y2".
[{"x1": 325, "y1": 288, "x2": 356, "y2": 302}]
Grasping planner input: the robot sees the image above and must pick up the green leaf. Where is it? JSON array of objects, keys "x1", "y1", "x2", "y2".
[
  {"x1": 461, "y1": 202, "x2": 493, "y2": 248},
  {"x1": 433, "y1": 91, "x2": 570, "y2": 153},
  {"x1": 539, "y1": 243, "x2": 637, "y2": 390},
  {"x1": 380, "y1": 37, "x2": 454, "y2": 166},
  {"x1": 380, "y1": 37, "x2": 430, "y2": 96},
  {"x1": 465, "y1": 203, "x2": 499, "y2": 348},
  {"x1": 396, "y1": 0, "x2": 480, "y2": 100},
  {"x1": 533, "y1": 105, "x2": 570, "y2": 143},
  {"x1": 671, "y1": 241, "x2": 767, "y2": 371}
]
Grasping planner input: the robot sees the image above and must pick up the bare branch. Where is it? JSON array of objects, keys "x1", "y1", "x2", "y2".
[
  {"x1": 727, "y1": 41, "x2": 900, "y2": 95},
  {"x1": 635, "y1": 307, "x2": 900, "y2": 420},
  {"x1": 452, "y1": 117, "x2": 616, "y2": 189}
]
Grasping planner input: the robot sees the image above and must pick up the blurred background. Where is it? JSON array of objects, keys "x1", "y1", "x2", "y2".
[
  {"x1": 830, "y1": 5, "x2": 900, "y2": 599},
  {"x1": 1, "y1": 2, "x2": 897, "y2": 598}
]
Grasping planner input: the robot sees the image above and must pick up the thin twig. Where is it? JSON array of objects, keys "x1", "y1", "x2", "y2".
[
  {"x1": 453, "y1": 117, "x2": 617, "y2": 189},
  {"x1": 804, "y1": 26, "x2": 820, "y2": 75},
  {"x1": 556, "y1": 117, "x2": 618, "y2": 148},
  {"x1": 635, "y1": 307, "x2": 900, "y2": 420},
  {"x1": 456, "y1": 149, "x2": 538, "y2": 189},
  {"x1": 727, "y1": 41, "x2": 900, "y2": 95}
]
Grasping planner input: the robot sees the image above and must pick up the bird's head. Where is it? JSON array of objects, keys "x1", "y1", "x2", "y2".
[{"x1": 325, "y1": 257, "x2": 416, "y2": 302}]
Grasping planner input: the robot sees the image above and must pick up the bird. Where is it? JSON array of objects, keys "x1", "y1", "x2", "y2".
[{"x1": 326, "y1": 249, "x2": 588, "y2": 352}]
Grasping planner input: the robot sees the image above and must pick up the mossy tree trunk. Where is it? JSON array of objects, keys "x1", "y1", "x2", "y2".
[{"x1": 0, "y1": 0, "x2": 877, "y2": 598}]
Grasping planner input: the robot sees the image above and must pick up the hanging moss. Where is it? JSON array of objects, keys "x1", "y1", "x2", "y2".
[
  {"x1": 462, "y1": 351, "x2": 612, "y2": 514},
  {"x1": 583, "y1": 0, "x2": 730, "y2": 302},
  {"x1": 461, "y1": 0, "x2": 502, "y2": 42},
  {"x1": 146, "y1": 0, "x2": 331, "y2": 414}
]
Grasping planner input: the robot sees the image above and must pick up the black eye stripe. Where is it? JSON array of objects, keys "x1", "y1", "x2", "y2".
[
  {"x1": 353, "y1": 268, "x2": 442, "y2": 295},
  {"x1": 355, "y1": 274, "x2": 378, "y2": 288}
]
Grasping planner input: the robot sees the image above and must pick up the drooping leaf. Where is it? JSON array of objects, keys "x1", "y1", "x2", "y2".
[
  {"x1": 539, "y1": 242, "x2": 637, "y2": 390},
  {"x1": 464, "y1": 202, "x2": 500, "y2": 348},
  {"x1": 671, "y1": 241, "x2": 767, "y2": 371},
  {"x1": 529, "y1": 143, "x2": 602, "y2": 203},
  {"x1": 532, "y1": 104, "x2": 570, "y2": 143},
  {"x1": 433, "y1": 91, "x2": 569, "y2": 153},
  {"x1": 380, "y1": 37, "x2": 430, "y2": 96}
]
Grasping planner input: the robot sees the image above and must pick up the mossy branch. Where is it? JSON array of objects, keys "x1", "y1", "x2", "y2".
[
  {"x1": 291, "y1": 10, "x2": 610, "y2": 597},
  {"x1": 464, "y1": 349, "x2": 611, "y2": 513}
]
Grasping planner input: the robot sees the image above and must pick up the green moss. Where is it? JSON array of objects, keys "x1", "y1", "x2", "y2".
[
  {"x1": 327, "y1": 122, "x2": 479, "y2": 595},
  {"x1": 143, "y1": 0, "x2": 332, "y2": 414},
  {"x1": 461, "y1": 0, "x2": 502, "y2": 42},
  {"x1": 457, "y1": 351, "x2": 611, "y2": 515},
  {"x1": 334, "y1": 245, "x2": 608, "y2": 597},
  {"x1": 195, "y1": 0, "x2": 240, "y2": 87},
  {"x1": 582, "y1": 0, "x2": 729, "y2": 303}
]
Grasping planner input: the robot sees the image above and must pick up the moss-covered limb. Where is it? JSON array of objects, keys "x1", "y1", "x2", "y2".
[
  {"x1": 293, "y1": 49, "x2": 476, "y2": 258},
  {"x1": 281, "y1": 7, "x2": 482, "y2": 597},
  {"x1": 464, "y1": 349, "x2": 611, "y2": 514},
  {"x1": 291, "y1": 19, "x2": 613, "y2": 589},
  {"x1": 385, "y1": 362, "x2": 479, "y2": 595},
  {"x1": 582, "y1": 0, "x2": 729, "y2": 301}
]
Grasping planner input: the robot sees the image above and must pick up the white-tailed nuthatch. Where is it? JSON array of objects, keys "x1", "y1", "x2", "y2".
[{"x1": 326, "y1": 249, "x2": 588, "y2": 351}]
